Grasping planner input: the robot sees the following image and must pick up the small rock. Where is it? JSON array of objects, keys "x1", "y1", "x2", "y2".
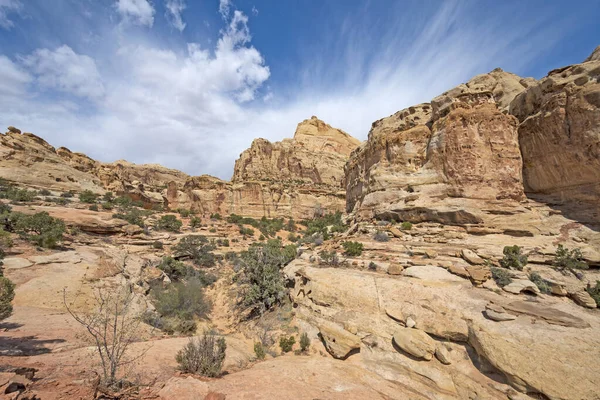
[
  {"x1": 4, "y1": 381, "x2": 26, "y2": 395},
  {"x1": 424, "y1": 250, "x2": 438, "y2": 259},
  {"x1": 435, "y1": 344, "x2": 451, "y2": 365},
  {"x1": 7, "y1": 126, "x2": 21, "y2": 134},
  {"x1": 461, "y1": 249, "x2": 485, "y2": 265},
  {"x1": 482, "y1": 279, "x2": 500, "y2": 291},
  {"x1": 447, "y1": 264, "x2": 469, "y2": 279},
  {"x1": 568, "y1": 288, "x2": 597, "y2": 309},
  {"x1": 406, "y1": 316, "x2": 416, "y2": 328},
  {"x1": 387, "y1": 264, "x2": 404, "y2": 275},
  {"x1": 389, "y1": 227, "x2": 403, "y2": 238},
  {"x1": 465, "y1": 264, "x2": 491, "y2": 285},
  {"x1": 503, "y1": 279, "x2": 540, "y2": 295},
  {"x1": 485, "y1": 309, "x2": 517, "y2": 322},
  {"x1": 392, "y1": 328, "x2": 436, "y2": 361},
  {"x1": 546, "y1": 279, "x2": 568, "y2": 296}
]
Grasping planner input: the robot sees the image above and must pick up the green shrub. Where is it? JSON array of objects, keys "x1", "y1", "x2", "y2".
[
  {"x1": 190, "y1": 217, "x2": 201, "y2": 229},
  {"x1": 176, "y1": 332, "x2": 226, "y2": 377},
  {"x1": 0, "y1": 186, "x2": 36, "y2": 202},
  {"x1": 288, "y1": 233, "x2": 298, "y2": 242},
  {"x1": 153, "y1": 241, "x2": 163, "y2": 249},
  {"x1": 342, "y1": 241, "x2": 363, "y2": 256},
  {"x1": 237, "y1": 240, "x2": 292, "y2": 315},
  {"x1": 529, "y1": 272, "x2": 550, "y2": 294},
  {"x1": 319, "y1": 250, "x2": 340, "y2": 266},
  {"x1": 38, "y1": 189, "x2": 51, "y2": 196},
  {"x1": 500, "y1": 245, "x2": 528, "y2": 270},
  {"x1": 0, "y1": 276, "x2": 16, "y2": 321},
  {"x1": 254, "y1": 342, "x2": 266, "y2": 360},
  {"x1": 0, "y1": 203, "x2": 12, "y2": 215},
  {"x1": 156, "y1": 215, "x2": 183, "y2": 232},
  {"x1": 60, "y1": 191, "x2": 74, "y2": 198},
  {"x1": 299, "y1": 332, "x2": 310, "y2": 352},
  {"x1": 151, "y1": 279, "x2": 211, "y2": 322},
  {"x1": 285, "y1": 218, "x2": 296, "y2": 232},
  {"x1": 157, "y1": 256, "x2": 192, "y2": 281},
  {"x1": 102, "y1": 192, "x2": 114, "y2": 202},
  {"x1": 368, "y1": 261, "x2": 378, "y2": 271},
  {"x1": 491, "y1": 267, "x2": 512, "y2": 287},
  {"x1": 47, "y1": 197, "x2": 69, "y2": 205},
  {"x1": 209, "y1": 228, "x2": 217, "y2": 233},
  {"x1": 112, "y1": 208, "x2": 147, "y2": 227},
  {"x1": 586, "y1": 281, "x2": 600, "y2": 307},
  {"x1": 240, "y1": 226, "x2": 255, "y2": 237},
  {"x1": 279, "y1": 336, "x2": 295, "y2": 353},
  {"x1": 178, "y1": 208, "x2": 191, "y2": 218},
  {"x1": 553, "y1": 244, "x2": 588, "y2": 273},
  {"x1": 101, "y1": 202, "x2": 113, "y2": 210},
  {"x1": 302, "y1": 212, "x2": 345, "y2": 240},
  {"x1": 400, "y1": 221, "x2": 412, "y2": 230},
  {"x1": 374, "y1": 231, "x2": 389, "y2": 242},
  {"x1": 14, "y1": 212, "x2": 65, "y2": 248},
  {"x1": 210, "y1": 213, "x2": 222, "y2": 220},
  {"x1": 88, "y1": 204, "x2": 99, "y2": 212},
  {"x1": 79, "y1": 190, "x2": 99, "y2": 204},
  {"x1": 174, "y1": 235, "x2": 216, "y2": 267}
]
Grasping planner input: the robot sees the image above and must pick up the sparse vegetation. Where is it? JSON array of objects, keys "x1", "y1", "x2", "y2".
[
  {"x1": 38, "y1": 188, "x2": 51, "y2": 196},
  {"x1": 529, "y1": 272, "x2": 550, "y2": 294},
  {"x1": 279, "y1": 335, "x2": 295, "y2": 353},
  {"x1": 176, "y1": 332, "x2": 226, "y2": 377},
  {"x1": 156, "y1": 214, "x2": 183, "y2": 232},
  {"x1": 112, "y1": 208, "x2": 148, "y2": 227},
  {"x1": 491, "y1": 267, "x2": 512, "y2": 287},
  {"x1": 173, "y1": 235, "x2": 216, "y2": 267},
  {"x1": 60, "y1": 191, "x2": 74, "y2": 198},
  {"x1": 101, "y1": 202, "x2": 113, "y2": 210},
  {"x1": 88, "y1": 204, "x2": 99, "y2": 211},
  {"x1": 288, "y1": 233, "x2": 298, "y2": 242},
  {"x1": 0, "y1": 182, "x2": 37, "y2": 202},
  {"x1": 285, "y1": 218, "x2": 296, "y2": 232},
  {"x1": 102, "y1": 192, "x2": 114, "y2": 202},
  {"x1": 0, "y1": 276, "x2": 15, "y2": 321},
  {"x1": 79, "y1": 190, "x2": 99, "y2": 204},
  {"x1": 209, "y1": 227, "x2": 217, "y2": 233},
  {"x1": 368, "y1": 261, "x2": 378, "y2": 271},
  {"x1": 239, "y1": 226, "x2": 255, "y2": 237},
  {"x1": 177, "y1": 208, "x2": 191, "y2": 218},
  {"x1": 500, "y1": 245, "x2": 528, "y2": 270},
  {"x1": 210, "y1": 213, "x2": 222, "y2": 220},
  {"x1": 11, "y1": 211, "x2": 66, "y2": 248},
  {"x1": 299, "y1": 332, "x2": 310, "y2": 353},
  {"x1": 319, "y1": 250, "x2": 341, "y2": 266},
  {"x1": 553, "y1": 244, "x2": 588, "y2": 274},
  {"x1": 400, "y1": 221, "x2": 412, "y2": 230},
  {"x1": 302, "y1": 211, "x2": 345, "y2": 240},
  {"x1": 254, "y1": 342, "x2": 266, "y2": 360},
  {"x1": 152, "y1": 240, "x2": 163, "y2": 249},
  {"x1": 587, "y1": 281, "x2": 600, "y2": 307},
  {"x1": 374, "y1": 231, "x2": 389, "y2": 242},
  {"x1": 342, "y1": 241, "x2": 363, "y2": 256},
  {"x1": 190, "y1": 216, "x2": 201, "y2": 229},
  {"x1": 157, "y1": 256, "x2": 192, "y2": 281}
]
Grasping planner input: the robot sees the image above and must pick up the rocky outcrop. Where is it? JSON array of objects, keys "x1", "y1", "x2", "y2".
[
  {"x1": 345, "y1": 69, "x2": 528, "y2": 224},
  {"x1": 510, "y1": 50, "x2": 600, "y2": 217}
]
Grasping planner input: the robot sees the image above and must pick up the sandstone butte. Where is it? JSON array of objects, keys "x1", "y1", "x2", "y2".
[{"x1": 0, "y1": 45, "x2": 599, "y2": 400}]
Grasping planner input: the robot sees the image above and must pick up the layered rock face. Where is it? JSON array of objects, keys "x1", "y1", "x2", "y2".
[
  {"x1": 346, "y1": 69, "x2": 531, "y2": 224},
  {"x1": 169, "y1": 116, "x2": 360, "y2": 218},
  {"x1": 510, "y1": 54, "x2": 600, "y2": 217}
]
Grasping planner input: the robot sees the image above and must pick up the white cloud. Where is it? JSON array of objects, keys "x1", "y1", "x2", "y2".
[
  {"x1": 251, "y1": 6, "x2": 258, "y2": 16},
  {"x1": 20, "y1": 45, "x2": 105, "y2": 99},
  {"x1": 0, "y1": 0, "x2": 21, "y2": 29},
  {"x1": 165, "y1": 0, "x2": 186, "y2": 32},
  {"x1": 116, "y1": 0, "x2": 155, "y2": 27},
  {"x1": 218, "y1": 0, "x2": 230, "y2": 19},
  {"x1": 0, "y1": 55, "x2": 30, "y2": 96}
]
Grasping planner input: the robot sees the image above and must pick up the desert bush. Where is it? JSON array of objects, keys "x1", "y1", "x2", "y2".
[
  {"x1": 288, "y1": 233, "x2": 298, "y2": 242},
  {"x1": 178, "y1": 208, "x2": 191, "y2": 218},
  {"x1": 102, "y1": 192, "x2": 114, "y2": 202},
  {"x1": 374, "y1": 231, "x2": 389, "y2": 242},
  {"x1": 38, "y1": 188, "x2": 51, "y2": 196},
  {"x1": 0, "y1": 186, "x2": 36, "y2": 202},
  {"x1": 88, "y1": 204, "x2": 99, "y2": 212},
  {"x1": 254, "y1": 342, "x2": 266, "y2": 360},
  {"x1": 237, "y1": 240, "x2": 292, "y2": 315},
  {"x1": 157, "y1": 256, "x2": 192, "y2": 280},
  {"x1": 368, "y1": 261, "x2": 378, "y2": 271},
  {"x1": 500, "y1": 245, "x2": 528, "y2": 270},
  {"x1": 209, "y1": 228, "x2": 217, "y2": 233},
  {"x1": 176, "y1": 332, "x2": 226, "y2": 377},
  {"x1": 156, "y1": 215, "x2": 183, "y2": 232},
  {"x1": 319, "y1": 250, "x2": 340, "y2": 266},
  {"x1": 190, "y1": 216, "x2": 201, "y2": 229},
  {"x1": 0, "y1": 276, "x2": 15, "y2": 321},
  {"x1": 152, "y1": 240, "x2": 163, "y2": 249},
  {"x1": 529, "y1": 272, "x2": 550, "y2": 294},
  {"x1": 151, "y1": 279, "x2": 211, "y2": 322},
  {"x1": 0, "y1": 203, "x2": 12, "y2": 215},
  {"x1": 342, "y1": 241, "x2": 363, "y2": 256},
  {"x1": 302, "y1": 211, "x2": 345, "y2": 240},
  {"x1": 553, "y1": 244, "x2": 588, "y2": 273},
  {"x1": 174, "y1": 235, "x2": 216, "y2": 267},
  {"x1": 491, "y1": 267, "x2": 512, "y2": 287},
  {"x1": 240, "y1": 226, "x2": 255, "y2": 237},
  {"x1": 299, "y1": 332, "x2": 310, "y2": 352},
  {"x1": 279, "y1": 335, "x2": 295, "y2": 353},
  {"x1": 286, "y1": 218, "x2": 296, "y2": 232},
  {"x1": 216, "y1": 238, "x2": 230, "y2": 247},
  {"x1": 0, "y1": 229, "x2": 12, "y2": 250},
  {"x1": 587, "y1": 281, "x2": 600, "y2": 307},
  {"x1": 79, "y1": 190, "x2": 99, "y2": 204},
  {"x1": 112, "y1": 208, "x2": 146, "y2": 227},
  {"x1": 101, "y1": 202, "x2": 113, "y2": 210},
  {"x1": 60, "y1": 191, "x2": 74, "y2": 198},
  {"x1": 400, "y1": 221, "x2": 412, "y2": 230},
  {"x1": 210, "y1": 213, "x2": 222, "y2": 220},
  {"x1": 14, "y1": 212, "x2": 65, "y2": 248}
]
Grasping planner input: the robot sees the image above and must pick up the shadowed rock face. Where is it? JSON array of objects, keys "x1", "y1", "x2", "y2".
[{"x1": 510, "y1": 54, "x2": 600, "y2": 218}]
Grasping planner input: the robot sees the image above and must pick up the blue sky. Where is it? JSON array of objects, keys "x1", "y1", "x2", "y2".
[{"x1": 0, "y1": 0, "x2": 598, "y2": 179}]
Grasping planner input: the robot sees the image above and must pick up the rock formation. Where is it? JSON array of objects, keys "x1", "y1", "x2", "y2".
[{"x1": 1, "y1": 116, "x2": 360, "y2": 219}]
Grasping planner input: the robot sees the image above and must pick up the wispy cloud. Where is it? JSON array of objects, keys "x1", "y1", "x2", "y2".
[
  {"x1": 0, "y1": 0, "x2": 573, "y2": 180},
  {"x1": 165, "y1": 0, "x2": 186, "y2": 32},
  {"x1": 116, "y1": 0, "x2": 155, "y2": 27},
  {"x1": 0, "y1": 0, "x2": 21, "y2": 29}
]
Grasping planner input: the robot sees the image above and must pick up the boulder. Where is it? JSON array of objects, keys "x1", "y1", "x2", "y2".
[
  {"x1": 502, "y1": 279, "x2": 540, "y2": 295},
  {"x1": 461, "y1": 249, "x2": 485, "y2": 265},
  {"x1": 392, "y1": 328, "x2": 436, "y2": 361},
  {"x1": 568, "y1": 288, "x2": 597, "y2": 309},
  {"x1": 402, "y1": 265, "x2": 465, "y2": 282},
  {"x1": 434, "y1": 344, "x2": 452, "y2": 365},
  {"x1": 465, "y1": 264, "x2": 491, "y2": 285},
  {"x1": 318, "y1": 320, "x2": 361, "y2": 359},
  {"x1": 157, "y1": 377, "x2": 209, "y2": 400},
  {"x1": 387, "y1": 264, "x2": 404, "y2": 275}
]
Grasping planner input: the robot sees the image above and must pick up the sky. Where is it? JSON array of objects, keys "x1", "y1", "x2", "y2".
[{"x1": 0, "y1": 0, "x2": 598, "y2": 180}]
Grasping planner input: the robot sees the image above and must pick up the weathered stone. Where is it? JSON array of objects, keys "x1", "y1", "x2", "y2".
[
  {"x1": 434, "y1": 344, "x2": 452, "y2": 365},
  {"x1": 318, "y1": 320, "x2": 361, "y2": 359},
  {"x1": 465, "y1": 264, "x2": 491, "y2": 285},
  {"x1": 502, "y1": 279, "x2": 540, "y2": 295},
  {"x1": 461, "y1": 249, "x2": 485, "y2": 265},
  {"x1": 392, "y1": 328, "x2": 436, "y2": 361},
  {"x1": 387, "y1": 264, "x2": 404, "y2": 275},
  {"x1": 568, "y1": 288, "x2": 597, "y2": 309},
  {"x1": 2, "y1": 258, "x2": 34, "y2": 270}
]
